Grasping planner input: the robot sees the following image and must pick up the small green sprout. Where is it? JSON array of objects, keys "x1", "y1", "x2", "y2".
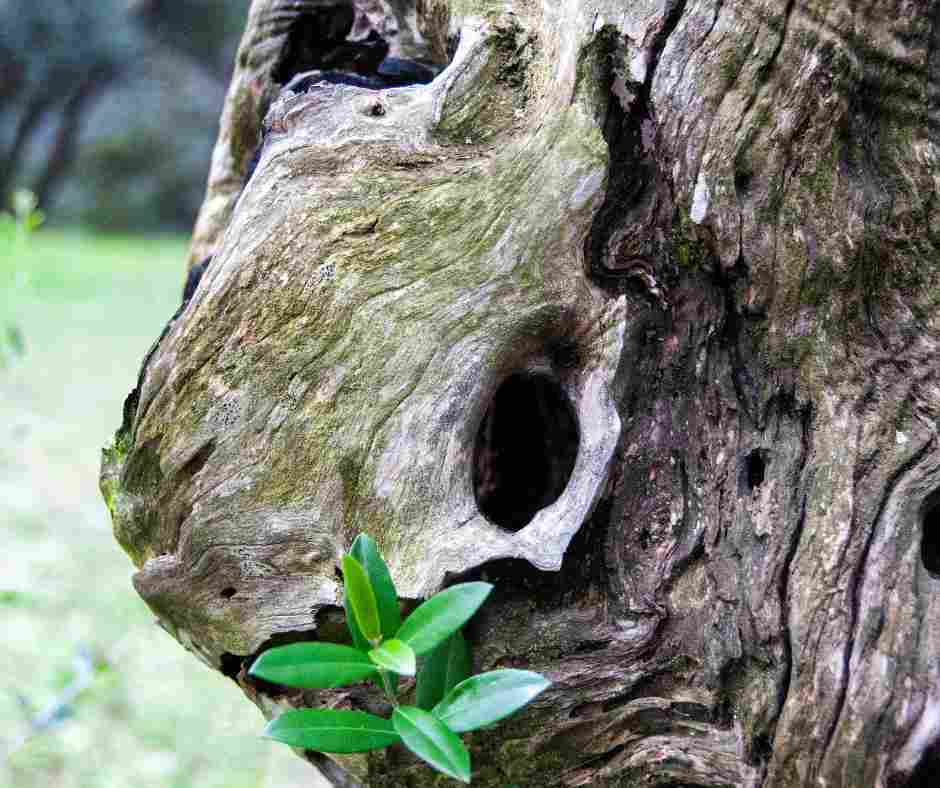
[
  {"x1": 249, "y1": 534, "x2": 551, "y2": 783},
  {"x1": 1, "y1": 188, "x2": 44, "y2": 370}
]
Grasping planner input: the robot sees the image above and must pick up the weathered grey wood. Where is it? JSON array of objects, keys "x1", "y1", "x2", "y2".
[
  {"x1": 187, "y1": 0, "x2": 450, "y2": 267},
  {"x1": 102, "y1": 0, "x2": 940, "y2": 785}
]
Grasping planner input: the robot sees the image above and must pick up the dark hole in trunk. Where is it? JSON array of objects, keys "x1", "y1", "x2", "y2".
[
  {"x1": 742, "y1": 449, "x2": 767, "y2": 493},
  {"x1": 272, "y1": 3, "x2": 356, "y2": 85},
  {"x1": 473, "y1": 373, "x2": 579, "y2": 531},
  {"x1": 921, "y1": 492, "x2": 940, "y2": 577},
  {"x1": 220, "y1": 586, "x2": 237, "y2": 599},
  {"x1": 273, "y1": 2, "x2": 443, "y2": 91}
]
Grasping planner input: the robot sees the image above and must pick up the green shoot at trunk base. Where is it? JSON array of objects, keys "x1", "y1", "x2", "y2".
[
  {"x1": 341, "y1": 554, "x2": 382, "y2": 643},
  {"x1": 248, "y1": 533, "x2": 551, "y2": 783}
]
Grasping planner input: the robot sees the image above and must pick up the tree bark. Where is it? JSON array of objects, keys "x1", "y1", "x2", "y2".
[{"x1": 101, "y1": 1, "x2": 940, "y2": 786}]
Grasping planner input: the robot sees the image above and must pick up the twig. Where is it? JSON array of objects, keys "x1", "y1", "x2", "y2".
[{"x1": 3, "y1": 648, "x2": 95, "y2": 762}]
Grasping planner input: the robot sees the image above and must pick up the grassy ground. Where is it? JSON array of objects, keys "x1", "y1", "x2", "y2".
[{"x1": 0, "y1": 230, "x2": 314, "y2": 787}]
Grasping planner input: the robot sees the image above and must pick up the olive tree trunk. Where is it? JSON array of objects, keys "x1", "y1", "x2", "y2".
[{"x1": 101, "y1": 0, "x2": 940, "y2": 785}]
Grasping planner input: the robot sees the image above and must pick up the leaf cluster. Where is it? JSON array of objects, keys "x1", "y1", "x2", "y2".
[{"x1": 249, "y1": 534, "x2": 550, "y2": 783}]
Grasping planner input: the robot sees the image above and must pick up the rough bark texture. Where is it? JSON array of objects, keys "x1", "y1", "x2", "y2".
[{"x1": 101, "y1": 0, "x2": 940, "y2": 786}]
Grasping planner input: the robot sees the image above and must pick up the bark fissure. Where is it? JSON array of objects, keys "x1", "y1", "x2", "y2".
[
  {"x1": 647, "y1": 0, "x2": 690, "y2": 90},
  {"x1": 777, "y1": 493, "x2": 806, "y2": 732},
  {"x1": 667, "y1": 0, "x2": 725, "y2": 120},
  {"x1": 929, "y1": 3, "x2": 940, "y2": 138},
  {"x1": 759, "y1": 0, "x2": 797, "y2": 94},
  {"x1": 821, "y1": 434, "x2": 938, "y2": 774}
]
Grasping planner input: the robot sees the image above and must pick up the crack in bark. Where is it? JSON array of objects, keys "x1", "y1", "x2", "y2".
[
  {"x1": 760, "y1": 0, "x2": 797, "y2": 94},
  {"x1": 673, "y1": 0, "x2": 725, "y2": 98},
  {"x1": 928, "y1": 2, "x2": 940, "y2": 140},
  {"x1": 775, "y1": 405, "x2": 815, "y2": 751},
  {"x1": 728, "y1": 0, "x2": 798, "y2": 264},
  {"x1": 819, "y1": 434, "x2": 938, "y2": 777},
  {"x1": 719, "y1": 270, "x2": 761, "y2": 427},
  {"x1": 776, "y1": 491, "x2": 807, "y2": 755},
  {"x1": 646, "y1": 0, "x2": 690, "y2": 91}
]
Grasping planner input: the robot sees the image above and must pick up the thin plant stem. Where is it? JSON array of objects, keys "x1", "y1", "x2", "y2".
[{"x1": 378, "y1": 669, "x2": 398, "y2": 708}]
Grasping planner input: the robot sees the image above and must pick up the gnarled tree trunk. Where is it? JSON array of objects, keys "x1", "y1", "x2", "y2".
[{"x1": 101, "y1": 0, "x2": 940, "y2": 785}]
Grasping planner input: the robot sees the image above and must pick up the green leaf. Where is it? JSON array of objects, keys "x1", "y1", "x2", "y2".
[
  {"x1": 416, "y1": 630, "x2": 472, "y2": 710},
  {"x1": 248, "y1": 643, "x2": 378, "y2": 689},
  {"x1": 342, "y1": 554, "x2": 381, "y2": 643},
  {"x1": 393, "y1": 706, "x2": 470, "y2": 783},
  {"x1": 345, "y1": 592, "x2": 371, "y2": 652},
  {"x1": 396, "y1": 582, "x2": 492, "y2": 656},
  {"x1": 350, "y1": 534, "x2": 400, "y2": 640},
  {"x1": 369, "y1": 639, "x2": 416, "y2": 676},
  {"x1": 433, "y1": 670, "x2": 551, "y2": 733},
  {"x1": 263, "y1": 708, "x2": 399, "y2": 753},
  {"x1": 341, "y1": 555, "x2": 389, "y2": 698}
]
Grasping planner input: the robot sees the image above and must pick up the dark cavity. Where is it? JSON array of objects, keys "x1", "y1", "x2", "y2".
[
  {"x1": 474, "y1": 373, "x2": 579, "y2": 532},
  {"x1": 274, "y1": 4, "x2": 440, "y2": 91},
  {"x1": 921, "y1": 491, "x2": 940, "y2": 578}
]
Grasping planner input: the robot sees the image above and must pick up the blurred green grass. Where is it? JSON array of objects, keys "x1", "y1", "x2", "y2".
[{"x1": 0, "y1": 231, "x2": 313, "y2": 788}]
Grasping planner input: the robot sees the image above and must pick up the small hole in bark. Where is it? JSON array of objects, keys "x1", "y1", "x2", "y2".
[
  {"x1": 742, "y1": 449, "x2": 767, "y2": 492},
  {"x1": 733, "y1": 149, "x2": 754, "y2": 195},
  {"x1": 473, "y1": 373, "x2": 579, "y2": 531},
  {"x1": 921, "y1": 493, "x2": 940, "y2": 577},
  {"x1": 219, "y1": 652, "x2": 247, "y2": 682},
  {"x1": 220, "y1": 587, "x2": 237, "y2": 599},
  {"x1": 752, "y1": 732, "x2": 773, "y2": 764}
]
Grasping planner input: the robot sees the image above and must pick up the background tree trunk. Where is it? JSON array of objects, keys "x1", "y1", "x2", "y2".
[
  {"x1": 33, "y1": 64, "x2": 117, "y2": 210},
  {"x1": 102, "y1": 0, "x2": 940, "y2": 786},
  {"x1": 0, "y1": 89, "x2": 55, "y2": 201},
  {"x1": 0, "y1": 63, "x2": 116, "y2": 210}
]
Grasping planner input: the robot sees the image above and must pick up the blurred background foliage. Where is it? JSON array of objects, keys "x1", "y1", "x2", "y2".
[
  {"x1": 0, "y1": 0, "x2": 251, "y2": 231},
  {"x1": 0, "y1": 2, "x2": 323, "y2": 786}
]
